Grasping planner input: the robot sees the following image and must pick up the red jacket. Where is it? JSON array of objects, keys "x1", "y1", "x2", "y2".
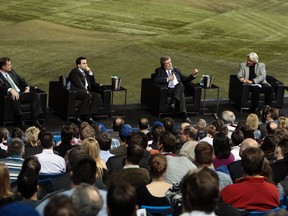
[{"x1": 221, "y1": 176, "x2": 280, "y2": 211}]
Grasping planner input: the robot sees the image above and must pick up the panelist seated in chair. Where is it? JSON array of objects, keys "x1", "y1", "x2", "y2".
[
  {"x1": 236, "y1": 52, "x2": 273, "y2": 113},
  {"x1": 153, "y1": 56, "x2": 198, "y2": 124},
  {"x1": 0, "y1": 57, "x2": 44, "y2": 129},
  {"x1": 68, "y1": 56, "x2": 102, "y2": 124}
]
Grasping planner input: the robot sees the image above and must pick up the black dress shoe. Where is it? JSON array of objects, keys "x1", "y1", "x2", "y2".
[
  {"x1": 185, "y1": 118, "x2": 192, "y2": 124},
  {"x1": 35, "y1": 120, "x2": 44, "y2": 130},
  {"x1": 88, "y1": 117, "x2": 95, "y2": 124}
]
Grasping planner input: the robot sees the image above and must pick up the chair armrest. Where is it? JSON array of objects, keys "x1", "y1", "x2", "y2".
[
  {"x1": 229, "y1": 75, "x2": 250, "y2": 107},
  {"x1": 267, "y1": 76, "x2": 285, "y2": 108}
]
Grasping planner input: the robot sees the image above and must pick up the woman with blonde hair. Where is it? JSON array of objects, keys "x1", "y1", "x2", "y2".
[
  {"x1": 246, "y1": 113, "x2": 261, "y2": 140},
  {"x1": 278, "y1": 116, "x2": 288, "y2": 129},
  {"x1": 82, "y1": 137, "x2": 107, "y2": 180},
  {"x1": 23, "y1": 126, "x2": 42, "y2": 159},
  {"x1": 0, "y1": 163, "x2": 13, "y2": 199}
]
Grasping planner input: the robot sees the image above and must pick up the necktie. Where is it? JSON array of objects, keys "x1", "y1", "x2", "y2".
[
  {"x1": 81, "y1": 71, "x2": 88, "y2": 89},
  {"x1": 5, "y1": 73, "x2": 20, "y2": 92}
]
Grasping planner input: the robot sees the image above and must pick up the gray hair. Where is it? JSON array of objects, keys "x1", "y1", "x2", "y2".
[
  {"x1": 247, "y1": 52, "x2": 259, "y2": 63},
  {"x1": 221, "y1": 110, "x2": 236, "y2": 124}
]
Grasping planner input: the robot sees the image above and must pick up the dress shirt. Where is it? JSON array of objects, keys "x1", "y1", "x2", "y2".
[
  {"x1": 100, "y1": 150, "x2": 114, "y2": 163},
  {"x1": 166, "y1": 69, "x2": 178, "y2": 88},
  {"x1": 0, "y1": 154, "x2": 24, "y2": 183},
  {"x1": 36, "y1": 149, "x2": 66, "y2": 174},
  {"x1": 0, "y1": 142, "x2": 8, "y2": 151},
  {"x1": 180, "y1": 211, "x2": 216, "y2": 216},
  {"x1": 79, "y1": 68, "x2": 89, "y2": 89},
  {"x1": 1, "y1": 71, "x2": 21, "y2": 93}
]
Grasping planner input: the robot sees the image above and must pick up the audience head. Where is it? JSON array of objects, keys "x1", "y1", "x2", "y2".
[
  {"x1": 275, "y1": 140, "x2": 288, "y2": 160},
  {"x1": 196, "y1": 118, "x2": 206, "y2": 139},
  {"x1": 21, "y1": 156, "x2": 41, "y2": 174},
  {"x1": 181, "y1": 167, "x2": 219, "y2": 213},
  {"x1": 221, "y1": 110, "x2": 235, "y2": 124},
  {"x1": 138, "y1": 117, "x2": 149, "y2": 130},
  {"x1": 25, "y1": 126, "x2": 40, "y2": 147},
  {"x1": 151, "y1": 124, "x2": 165, "y2": 142},
  {"x1": 180, "y1": 122, "x2": 191, "y2": 133},
  {"x1": 239, "y1": 124, "x2": 254, "y2": 139},
  {"x1": 96, "y1": 132, "x2": 112, "y2": 151},
  {"x1": 17, "y1": 171, "x2": 38, "y2": 199},
  {"x1": 107, "y1": 182, "x2": 137, "y2": 216},
  {"x1": 148, "y1": 153, "x2": 167, "y2": 179},
  {"x1": 71, "y1": 157, "x2": 97, "y2": 185},
  {"x1": 136, "y1": 132, "x2": 149, "y2": 149},
  {"x1": 0, "y1": 163, "x2": 12, "y2": 199},
  {"x1": 194, "y1": 141, "x2": 214, "y2": 167},
  {"x1": 79, "y1": 123, "x2": 96, "y2": 140},
  {"x1": 8, "y1": 138, "x2": 24, "y2": 156},
  {"x1": 278, "y1": 116, "x2": 288, "y2": 129},
  {"x1": 241, "y1": 147, "x2": 265, "y2": 176},
  {"x1": 67, "y1": 147, "x2": 89, "y2": 171},
  {"x1": 212, "y1": 119, "x2": 225, "y2": 132},
  {"x1": 10, "y1": 128, "x2": 23, "y2": 139},
  {"x1": 246, "y1": 113, "x2": 259, "y2": 131},
  {"x1": 239, "y1": 138, "x2": 259, "y2": 157},
  {"x1": 213, "y1": 132, "x2": 231, "y2": 160},
  {"x1": 206, "y1": 124, "x2": 216, "y2": 138},
  {"x1": 44, "y1": 194, "x2": 76, "y2": 216},
  {"x1": 0, "y1": 127, "x2": 9, "y2": 142},
  {"x1": 260, "y1": 135, "x2": 278, "y2": 162},
  {"x1": 126, "y1": 144, "x2": 144, "y2": 165},
  {"x1": 61, "y1": 124, "x2": 74, "y2": 144},
  {"x1": 119, "y1": 124, "x2": 133, "y2": 142},
  {"x1": 82, "y1": 137, "x2": 101, "y2": 160},
  {"x1": 126, "y1": 132, "x2": 142, "y2": 147},
  {"x1": 231, "y1": 130, "x2": 244, "y2": 147},
  {"x1": 71, "y1": 183, "x2": 103, "y2": 216},
  {"x1": 161, "y1": 117, "x2": 175, "y2": 133},
  {"x1": 266, "y1": 122, "x2": 278, "y2": 135},
  {"x1": 40, "y1": 132, "x2": 54, "y2": 149},
  {"x1": 273, "y1": 128, "x2": 288, "y2": 142},
  {"x1": 157, "y1": 131, "x2": 177, "y2": 153},
  {"x1": 112, "y1": 117, "x2": 125, "y2": 132}
]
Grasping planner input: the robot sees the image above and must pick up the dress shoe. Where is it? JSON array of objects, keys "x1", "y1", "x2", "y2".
[
  {"x1": 212, "y1": 113, "x2": 218, "y2": 120},
  {"x1": 35, "y1": 120, "x2": 44, "y2": 130},
  {"x1": 76, "y1": 117, "x2": 82, "y2": 124},
  {"x1": 185, "y1": 117, "x2": 192, "y2": 124},
  {"x1": 88, "y1": 117, "x2": 95, "y2": 124},
  {"x1": 170, "y1": 103, "x2": 176, "y2": 110}
]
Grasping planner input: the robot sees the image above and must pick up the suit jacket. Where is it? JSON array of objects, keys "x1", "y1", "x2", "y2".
[
  {"x1": 236, "y1": 62, "x2": 269, "y2": 85},
  {"x1": 153, "y1": 67, "x2": 195, "y2": 86},
  {"x1": 0, "y1": 69, "x2": 29, "y2": 94},
  {"x1": 68, "y1": 68, "x2": 101, "y2": 93}
]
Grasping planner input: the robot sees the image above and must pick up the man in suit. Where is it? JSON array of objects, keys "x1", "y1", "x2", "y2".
[
  {"x1": 153, "y1": 56, "x2": 198, "y2": 123},
  {"x1": 68, "y1": 56, "x2": 102, "y2": 124},
  {"x1": 0, "y1": 57, "x2": 43, "y2": 129},
  {"x1": 236, "y1": 52, "x2": 273, "y2": 113}
]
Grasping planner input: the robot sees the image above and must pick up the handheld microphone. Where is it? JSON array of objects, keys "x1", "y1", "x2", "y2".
[{"x1": 171, "y1": 68, "x2": 174, "y2": 75}]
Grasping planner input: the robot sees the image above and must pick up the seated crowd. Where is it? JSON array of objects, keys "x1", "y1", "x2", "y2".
[{"x1": 0, "y1": 106, "x2": 288, "y2": 216}]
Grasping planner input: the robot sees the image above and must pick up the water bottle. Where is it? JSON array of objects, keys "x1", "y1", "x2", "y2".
[{"x1": 200, "y1": 75, "x2": 205, "y2": 87}]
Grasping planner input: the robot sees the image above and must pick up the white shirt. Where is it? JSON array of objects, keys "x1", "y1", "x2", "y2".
[
  {"x1": 100, "y1": 150, "x2": 114, "y2": 163},
  {"x1": 180, "y1": 211, "x2": 216, "y2": 216},
  {"x1": 0, "y1": 143, "x2": 8, "y2": 151},
  {"x1": 166, "y1": 69, "x2": 178, "y2": 88},
  {"x1": 36, "y1": 149, "x2": 66, "y2": 174}
]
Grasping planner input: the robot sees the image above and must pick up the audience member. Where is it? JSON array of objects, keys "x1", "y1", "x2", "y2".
[
  {"x1": 0, "y1": 127, "x2": 9, "y2": 151},
  {"x1": 106, "y1": 144, "x2": 150, "y2": 190},
  {"x1": 194, "y1": 141, "x2": 232, "y2": 190},
  {"x1": 79, "y1": 122, "x2": 96, "y2": 140},
  {"x1": 107, "y1": 182, "x2": 137, "y2": 216},
  {"x1": 0, "y1": 163, "x2": 13, "y2": 199},
  {"x1": 246, "y1": 113, "x2": 261, "y2": 140},
  {"x1": 97, "y1": 132, "x2": 114, "y2": 162},
  {"x1": 200, "y1": 124, "x2": 216, "y2": 145},
  {"x1": 110, "y1": 124, "x2": 133, "y2": 156},
  {"x1": 259, "y1": 107, "x2": 279, "y2": 139},
  {"x1": 137, "y1": 154, "x2": 171, "y2": 207},
  {"x1": 273, "y1": 128, "x2": 288, "y2": 143},
  {"x1": 222, "y1": 147, "x2": 279, "y2": 211},
  {"x1": 36, "y1": 132, "x2": 66, "y2": 174},
  {"x1": 44, "y1": 195, "x2": 76, "y2": 216},
  {"x1": 260, "y1": 135, "x2": 278, "y2": 163},
  {"x1": 195, "y1": 118, "x2": 207, "y2": 140},
  {"x1": 266, "y1": 122, "x2": 278, "y2": 136},
  {"x1": 278, "y1": 116, "x2": 288, "y2": 129},
  {"x1": 212, "y1": 132, "x2": 234, "y2": 169},
  {"x1": 162, "y1": 117, "x2": 177, "y2": 137},
  {"x1": 71, "y1": 184, "x2": 103, "y2": 216},
  {"x1": 23, "y1": 126, "x2": 42, "y2": 159},
  {"x1": 138, "y1": 117, "x2": 152, "y2": 141},
  {"x1": 230, "y1": 130, "x2": 244, "y2": 161},
  {"x1": 0, "y1": 138, "x2": 25, "y2": 182},
  {"x1": 178, "y1": 126, "x2": 198, "y2": 162},
  {"x1": 149, "y1": 123, "x2": 165, "y2": 150}
]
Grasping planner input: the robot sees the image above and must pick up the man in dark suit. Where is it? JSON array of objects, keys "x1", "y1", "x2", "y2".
[
  {"x1": 0, "y1": 57, "x2": 43, "y2": 129},
  {"x1": 68, "y1": 56, "x2": 102, "y2": 124},
  {"x1": 153, "y1": 56, "x2": 198, "y2": 123}
]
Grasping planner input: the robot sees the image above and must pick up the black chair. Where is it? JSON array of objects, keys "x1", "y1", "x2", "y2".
[
  {"x1": 0, "y1": 88, "x2": 47, "y2": 126},
  {"x1": 229, "y1": 75, "x2": 285, "y2": 112},
  {"x1": 141, "y1": 76, "x2": 202, "y2": 118},
  {"x1": 48, "y1": 76, "x2": 111, "y2": 122}
]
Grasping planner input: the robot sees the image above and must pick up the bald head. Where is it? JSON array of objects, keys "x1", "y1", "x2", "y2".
[{"x1": 239, "y1": 138, "x2": 259, "y2": 157}]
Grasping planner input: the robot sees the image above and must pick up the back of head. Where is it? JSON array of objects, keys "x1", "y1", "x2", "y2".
[
  {"x1": 71, "y1": 157, "x2": 97, "y2": 185},
  {"x1": 239, "y1": 138, "x2": 259, "y2": 156},
  {"x1": 8, "y1": 138, "x2": 24, "y2": 155},
  {"x1": 183, "y1": 126, "x2": 198, "y2": 141},
  {"x1": 80, "y1": 124, "x2": 96, "y2": 140},
  {"x1": 21, "y1": 156, "x2": 41, "y2": 174},
  {"x1": 260, "y1": 135, "x2": 278, "y2": 160},
  {"x1": 138, "y1": 117, "x2": 149, "y2": 130},
  {"x1": 274, "y1": 128, "x2": 288, "y2": 143},
  {"x1": 268, "y1": 108, "x2": 279, "y2": 121},
  {"x1": 119, "y1": 124, "x2": 133, "y2": 141},
  {"x1": 266, "y1": 122, "x2": 278, "y2": 135},
  {"x1": 151, "y1": 125, "x2": 165, "y2": 142},
  {"x1": 221, "y1": 110, "x2": 235, "y2": 124},
  {"x1": 71, "y1": 183, "x2": 103, "y2": 216},
  {"x1": 126, "y1": 132, "x2": 142, "y2": 147},
  {"x1": 148, "y1": 153, "x2": 167, "y2": 179},
  {"x1": 213, "y1": 133, "x2": 231, "y2": 159},
  {"x1": 82, "y1": 137, "x2": 101, "y2": 160},
  {"x1": 96, "y1": 132, "x2": 112, "y2": 151},
  {"x1": 126, "y1": 144, "x2": 144, "y2": 165},
  {"x1": 158, "y1": 131, "x2": 177, "y2": 152},
  {"x1": 10, "y1": 128, "x2": 23, "y2": 139},
  {"x1": 161, "y1": 117, "x2": 175, "y2": 133},
  {"x1": 206, "y1": 124, "x2": 216, "y2": 137},
  {"x1": 136, "y1": 132, "x2": 149, "y2": 149},
  {"x1": 231, "y1": 130, "x2": 244, "y2": 147},
  {"x1": 239, "y1": 124, "x2": 254, "y2": 139},
  {"x1": 246, "y1": 113, "x2": 259, "y2": 131},
  {"x1": 0, "y1": 127, "x2": 9, "y2": 141},
  {"x1": 181, "y1": 167, "x2": 219, "y2": 213},
  {"x1": 107, "y1": 182, "x2": 137, "y2": 216},
  {"x1": 40, "y1": 132, "x2": 54, "y2": 149},
  {"x1": 112, "y1": 117, "x2": 124, "y2": 132},
  {"x1": 195, "y1": 141, "x2": 214, "y2": 167},
  {"x1": 242, "y1": 147, "x2": 265, "y2": 176},
  {"x1": 44, "y1": 194, "x2": 76, "y2": 216},
  {"x1": 277, "y1": 140, "x2": 288, "y2": 160},
  {"x1": 25, "y1": 126, "x2": 40, "y2": 147},
  {"x1": 67, "y1": 147, "x2": 89, "y2": 171},
  {"x1": 17, "y1": 170, "x2": 38, "y2": 199},
  {"x1": 0, "y1": 163, "x2": 11, "y2": 198},
  {"x1": 61, "y1": 124, "x2": 74, "y2": 144}
]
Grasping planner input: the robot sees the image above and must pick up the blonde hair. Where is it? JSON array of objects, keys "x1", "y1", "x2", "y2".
[
  {"x1": 82, "y1": 137, "x2": 107, "y2": 177},
  {"x1": 25, "y1": 126, "x2": 40, "y2": 147},
  {"x1": 246, "y1": 113, "x2": 259, "y2": 131},
  {"x1": 0, "y1": 163, "x2": 12, "y2": 199},
  {"x1": 278, "y1": 116, "x2": 288, "y2": 129}
]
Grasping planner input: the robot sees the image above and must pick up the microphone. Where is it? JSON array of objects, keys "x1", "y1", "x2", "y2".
[{"x1": 170, "y1": 68, "x2": 174, "y2": 75}]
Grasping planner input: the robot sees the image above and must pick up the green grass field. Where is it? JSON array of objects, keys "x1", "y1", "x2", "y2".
[{"x1": 0, "y1": 0, "x2": 287, "y2": 104}]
